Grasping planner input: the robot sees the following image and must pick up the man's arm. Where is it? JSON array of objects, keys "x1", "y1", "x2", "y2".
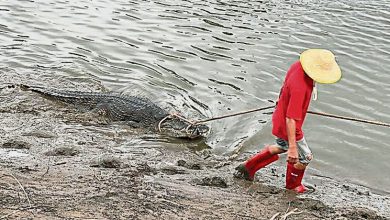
[{"x1": 286, "y1": 117, "x2": 299, "y2": 164}]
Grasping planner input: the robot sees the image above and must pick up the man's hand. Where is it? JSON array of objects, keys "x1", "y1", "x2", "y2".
[{"x1": 287, "y1": 145, "x2": 299, "y2": 164}]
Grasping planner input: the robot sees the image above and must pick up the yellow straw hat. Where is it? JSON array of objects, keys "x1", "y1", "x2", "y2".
[{"x1": 300, "y1": 49, "x2": 342, "y2": 84}]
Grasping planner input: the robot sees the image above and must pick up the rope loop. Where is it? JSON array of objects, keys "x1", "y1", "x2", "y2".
[{"x1": 157, "y1": 113, "x2": 204, "y2": 138}]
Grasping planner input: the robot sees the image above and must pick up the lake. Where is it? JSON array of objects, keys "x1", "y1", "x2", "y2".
[{"x1": 1, "y1": 0, "x2": 389, "y2": 194}]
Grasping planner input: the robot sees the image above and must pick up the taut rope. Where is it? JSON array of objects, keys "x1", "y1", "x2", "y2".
[
  {"x1": 194, "y1": 105, "x2": 276, "y2": 124},
  {"x1": 192, "y1": 105, "x2": 390, "y2": 128},
  {"x1": 307, "y1": 111, "x2": 390, "y2": 127}
]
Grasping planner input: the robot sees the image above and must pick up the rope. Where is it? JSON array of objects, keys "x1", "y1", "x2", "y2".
[
  {"x1": 193, "y1": 105, "x2": 390, "y2": 128},
  {"x1": 157, "y1": 113, "x2": 200, "y2": 138},
  {"x1": 158, "y1": 113, "x2": 195, "y2": 132},
  {"x1": 307, "y1": 111, "x2": 390, "y2": 127},
  {"x1": 194, "y1": 105, "x2": 276, "y2": 124}
]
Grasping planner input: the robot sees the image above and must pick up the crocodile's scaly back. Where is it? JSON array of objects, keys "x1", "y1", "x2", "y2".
[{"x1": 22, "y1": 85, "x2": 169, "y2": 126}]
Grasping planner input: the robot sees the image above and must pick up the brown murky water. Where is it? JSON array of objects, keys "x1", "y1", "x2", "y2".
[{"x1": 1, "y1": 0, "x2": 389, "y2": 194}]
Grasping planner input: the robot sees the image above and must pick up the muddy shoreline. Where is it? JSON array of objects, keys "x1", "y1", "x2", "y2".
[{"x1": 1, "y1": 71, "x2": 389, "y2": 219}]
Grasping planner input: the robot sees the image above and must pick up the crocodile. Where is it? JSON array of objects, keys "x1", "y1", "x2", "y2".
[{"x1": 19, "y1": 85, "x2": 210, "y2": 139}]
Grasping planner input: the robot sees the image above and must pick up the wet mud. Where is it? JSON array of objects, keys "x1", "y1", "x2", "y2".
[{"x1": 1, "y1": 70, "x2": 389, "y2": 219}]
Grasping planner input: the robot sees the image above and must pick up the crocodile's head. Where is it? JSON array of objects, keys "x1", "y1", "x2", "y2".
[{"x1": 157, "y1": 115, "x2": 210, "y2": 139}]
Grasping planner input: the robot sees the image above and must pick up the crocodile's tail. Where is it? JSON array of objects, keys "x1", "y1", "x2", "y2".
[
  {"x1": 18, "y1": 84, "x2": 75, "y2": 101},
  {"x1": 20, "y1": 84, "x2": 43, "y2": 90},
  {"x1": 18, "y1": 84, "x2": 104, "y2": 106},
  {"x1": 20, "y1": 84, "x2": 32, "y2": 91},
  {"x1": 0, "y1": 84, "x2": 50, "y2": 94},
  {"x1": 19, "y1": 84, "x2": 49, "y2": 95},
  {"x1": 1, "y1": 84, "x2": 41, "y2": 91}
]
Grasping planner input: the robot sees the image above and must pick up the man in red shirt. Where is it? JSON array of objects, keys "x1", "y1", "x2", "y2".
[{"x1": 234, "y1": 49, "x2": 342, "y2": 193}]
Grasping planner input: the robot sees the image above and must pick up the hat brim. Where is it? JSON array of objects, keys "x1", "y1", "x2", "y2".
[{"x1": 300, "y1": 49, "x2": 342, "y2": 84}]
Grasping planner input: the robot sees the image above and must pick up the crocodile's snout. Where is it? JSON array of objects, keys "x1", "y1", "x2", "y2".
[
  {"x1": 194, "y1": 124, "x2": 210, "y2": 137},
  {"x1": 156, "y1": 114, "x2": 211, "y2": 139},
  {"x1": 187, "y1": 123, "x2": 210, "y2": 139}
]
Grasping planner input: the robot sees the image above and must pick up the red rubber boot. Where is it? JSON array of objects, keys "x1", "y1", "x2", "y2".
[
  {"x1": 234, "y1": 147, "x2": 279, "y2": 181},
  {"x1": 285, "y1": 162, "x2": 307, "y2": 193}
]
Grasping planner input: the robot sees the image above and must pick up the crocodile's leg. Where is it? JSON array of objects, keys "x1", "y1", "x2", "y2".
[
  {"x1": 91, "y1": 103, "x2": 111, "y2": 117},
  {"x1": 81, "y1": 102, "x2": 112, "y2": 124}
]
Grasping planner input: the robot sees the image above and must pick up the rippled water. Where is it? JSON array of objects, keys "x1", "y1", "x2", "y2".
[{"x1": 1, "y1": 0, "x2": 389, "y2": 193}]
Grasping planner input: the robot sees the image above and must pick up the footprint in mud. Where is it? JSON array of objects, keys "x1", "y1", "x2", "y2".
[
  {"x1": 44, "y1": 146, "x2": 80, "y2": 156},
  {"x1": 193, "y1": 176, "x2": 228, "y2": 188},
  {"x1": 22, "y1": 130, "x2": 57, "y2": 139},
  {"x1": 90, "y1": 155, "x2": 122, "y2": 168},
  {"x1": 177, "y1": 159, "x2": 202, "y2": 170},
  {"x1": 1, "y1": 139, "x2": 31, "y2": 149},
  {"x1": 160, "y1": 165, "x2": 187, "y2": 175},
  {"x1": 342, "y1": 184, "x2": 371, "y2": 196}
]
